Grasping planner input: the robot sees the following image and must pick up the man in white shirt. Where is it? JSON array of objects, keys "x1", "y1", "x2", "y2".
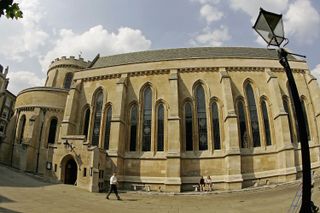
[{"x1": 106, "y1": 172, "x2": 121, "y2": 200}]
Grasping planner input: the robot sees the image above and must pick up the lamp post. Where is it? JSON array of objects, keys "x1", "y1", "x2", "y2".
[{"x1": 253, "y1": 8, "x2": 314, "y2": 212}]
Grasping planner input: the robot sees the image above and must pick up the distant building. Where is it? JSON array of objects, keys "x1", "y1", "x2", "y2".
[
  {"x1": 1, "y1": 47, "x2": 320, "y2": 192},
  {"x1": 0, "y1": 64, "x2": 16, "y2": 161}
]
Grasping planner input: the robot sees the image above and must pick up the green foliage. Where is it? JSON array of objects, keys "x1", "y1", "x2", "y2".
[{"x1": 0, "y1": 0, "x2": 23, "y2": 19}]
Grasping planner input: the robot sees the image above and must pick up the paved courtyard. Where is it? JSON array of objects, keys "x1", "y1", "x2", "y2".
[{"x1": 0, "y1": 165, "x2": 319, "y2": 213}]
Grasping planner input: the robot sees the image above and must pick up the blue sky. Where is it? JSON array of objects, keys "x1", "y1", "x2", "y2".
[{"x1": 0, "y1": 0, "x2": 319, "y2": 94}]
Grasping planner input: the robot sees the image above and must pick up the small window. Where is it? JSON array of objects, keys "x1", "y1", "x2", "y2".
[
  {"x1": 129, "y1": 105, "x2": 138, "y2": 151},
  {"x1": 104, "y1": 106, "x2": 112, "y2": 150},
  {"x1": 92, "y1": 91, "x2": 103, "y2": 146},
  {"x1": 63, "y1": 72, "x2": 73, "y2": 89},
  {"x1": 261, "y1": 101, "x2": 272, "y2": 146},
  {"x1": 0, "y1": 121, "x2": 5, "y2": 134},
  {"x1": 238, "y1": 101, "x2": 248, "y2": 148},
  {"x1": 211, "y1": 102, "x2": 220, "y2": 150},
  {"x1": 48, "y1": 118, "x2": 58, "y2": 144},
  {"x1": 83, "y1": 108, "x2": 90, "y2": 138},
  {"x1": 83, "y1": 168, "x2": 87, "y2": 177},
  {"x1": 1, "y1": 108, "x2": 9, "y2": 119},
  {"x1": 157, "y1": 104, "x2": 164, "y2": 151},
  {"x1": 185, "y1": 102, "x2": 193, "y2": 151},
  {"x1": 142, "y1": 87, "x2": 152, "y2": 151}
]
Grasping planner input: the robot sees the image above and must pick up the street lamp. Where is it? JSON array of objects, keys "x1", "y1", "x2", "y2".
[{"x1": 253, "y1": 8, "x2": 314, "y2": 212}]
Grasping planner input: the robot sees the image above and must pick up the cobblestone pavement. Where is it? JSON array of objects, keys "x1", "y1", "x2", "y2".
[{"x1": 0, "y1": 165, "x2": 319, "y2": 213}]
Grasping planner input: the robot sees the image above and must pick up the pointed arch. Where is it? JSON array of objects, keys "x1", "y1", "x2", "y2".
[
  {"x1": 211, "y1": 98, "x2": 221, "y2": 150},
  {"x1": 103, "y1": 104, "x2": 112, "y2": 150},
  {"x1": 260, "y1": 98, "x2": 272, "y2": 146},
  {"x1": 129, "y1": 102, "x2": 138, "y2": 151},
  {"x1": 81, "y1": 105, "x2": 90, "y2": 138},
  {"x1": 236, "y1": 97, "x2": 248, "y2": 148},
  {"x1": 244, "y1": 82, "x2": 260, "y2": 147},
  {"x1": 141, "y1": 85, "x2": 152, "y2": 151},
  {"x1": 184, "y1": 101, "x2": 193, "y2": 151},
  {"x1": 91, "y1": 88, "x2": 104, "y2": 146},
  {"x1": 282, "y1": 95, "x2": 295, "y2": 143},
  {"x1": 18, "y1": 114, "x2": 26, "y2": 144},
  {"x1": 47, "y1": 117, "x2": 58, "y2": 145},
  {"x1": 194, "y1": 83, "x2": 208, "y2": 150}
]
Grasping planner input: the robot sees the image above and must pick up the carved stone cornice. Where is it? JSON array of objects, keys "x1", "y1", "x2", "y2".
[
  {"x1": 82, "y1": 74, "x2": 121, "y2": 82},
  {"x1": 226, "y1": 67, "x2": 264, "y2": 72},
  {"x1": 48, "y1": 64, "x2": 85, "y2": 73},
  {"x1": 128, "y1": 69, "x2": 170, "y2": 77},
  {"x1": 178, "y1": 67, "x2": 218, "y2": 73},
  {"x1": 270, "y1": 68, "x2": 305, "y2": 73},
  {"x1": 16, "y1": 106, "x2": 64, "y2": 113}
]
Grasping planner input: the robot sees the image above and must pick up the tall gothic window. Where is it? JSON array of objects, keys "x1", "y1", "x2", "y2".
[
  {"x1": 157, "y1": 104, "x2": 164, "y2": 151},
  {"x1": 261, "y1": 101, "x2": 272, "y2": 146},
  {"x1": 211, "y1": 102, "x2": 220, "y2": 150},
  {"x1": 196, "y1": 85, "x2": 208, "y2": 150},
  {"x1": 301, "y1": 100, "x2": 311, "y2": 141},
  {"x1": 129, "y1": 105, "x2": 138, "y2": 151},
  {"x1": 48, "y1": 118, "x2": 58, "y2": 144},
  {"x1": 104, "y1": 106, "x2": 112, "y2": 150},
  {"x1": 283, "y1": 99, "x2": 294, "y2": 143},
  {"x1": 185, "y1": 102, "x2": 193, "y2": 151},
  {"x1": 245, "y1": 84, "x2": 260, "y2": 147},
  {"x1": 92, "y1": 91, "x2": 103, "y2": 146},
  {"x1": 18, "y1": 115, "x2": 26, "y2": 143},
  {"x1": 63, "y1": 72, "x2": 73, "y2": 89},
  {"x1": 238, "y1": 101, "x2": 248, "y2": 148},
  {"x1": 142, "y1": 87, "x2": 152, "y2": 151},
  {"x1": 83, "y1": 108, "x2": 90, "y2": 138}
]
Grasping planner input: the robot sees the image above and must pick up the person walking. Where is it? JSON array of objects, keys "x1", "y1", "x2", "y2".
[{"x1": 106, "y1": 172, "x2": 121, "y2": 200}]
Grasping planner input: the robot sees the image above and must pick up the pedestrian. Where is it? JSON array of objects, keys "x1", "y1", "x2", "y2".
[
  {"x1": 199, "y1": 176, "x2": 205, "y2": 192},
  {"x1": 106, "y1": 172, "x2": 121, "y2": 200},
  {"x1": 205, "y1": 176, "x2": 213, "y2": 191}
]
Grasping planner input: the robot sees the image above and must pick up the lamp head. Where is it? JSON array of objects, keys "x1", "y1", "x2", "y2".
[{"x1": 253, "y1": 8, "x2": 285, "y2": 47}]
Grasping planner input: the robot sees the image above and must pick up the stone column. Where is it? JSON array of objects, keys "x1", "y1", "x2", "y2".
[
  {"x1": 59, "y1": 80, "x2": 81, "y2": 139},
  {"x1": 165, "y1": 69, "x2": 181, "y2": 192},
  {"x1": 219, "y1": 68, "x2": 242, "y2": 190},
  {"x1": 106, "y1": 74, "x2": 128, "y2": 177},
  {"x1": 265, "y1": 68, "x2": 296, "y2": 181}
]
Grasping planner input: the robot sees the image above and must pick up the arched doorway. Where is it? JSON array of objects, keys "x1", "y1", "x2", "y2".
[{"x1": 64, "y1": 158, "x2": 77, "y2": 185}]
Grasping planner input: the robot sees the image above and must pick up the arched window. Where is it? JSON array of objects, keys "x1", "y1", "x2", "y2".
[
  {"x1": 18, "y1": 115, "x2": 26, "y2": 143},
  {"x1": 83, "y1": 108, "x2": 90, "y2": 138},
  {"x1": 196, "y1": 85, "x2": 208, "y2": 150},
  {"x1": 92, "y1": 91, "x2": 103, "y2": 146},
  {"x1": 142, "y1": 87, "x2": 152, "y2": 151},
  {"x1": 283, "y1": 99, "x2": 294, "y2": 143},
  {"x1": 211, "y1": 102, "x2": 220, "y2": 150},
  {"x1": 245, "y1": 84, "x2": 260, "y2": 147},
  {"x1": 301, "y1": 100, "x2": 311, "y2": 141},
  {"x1": 104, "y1": 106, "x2": 112, "y2": 150},
  {"x1": 63, "y1": 72, "x2": 73, "y2": 89},
  {"x1": 261, "y1": 101, "x2": 271, "y2": 146},
  {"x1": 238, "y1": 101, "x2": 248, "y2": 148},
  {"x1": 157, "y1": 104, "x2": 164, "y2": 151},
  {"x1": 129, "y1": 105, "x2": 138, "y2": 151},
  {"x1": 48, "y1": 118, "x2": 58, "y2": 144},
  {"x1": 185, "y1": 102, "x2": 193, "y2": 151}
]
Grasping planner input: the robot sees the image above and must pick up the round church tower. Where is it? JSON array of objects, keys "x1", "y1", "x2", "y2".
[{"x1": 45, "y1": 56, "x2": 90, "y2": 89}]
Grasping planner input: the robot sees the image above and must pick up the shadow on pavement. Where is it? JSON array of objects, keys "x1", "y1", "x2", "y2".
[
  {"x1": 0, "y1": 207, "x2": 22, "y2": 213},
  {"x1": 0, "y1": 165, "x2": 56, "y2": 188}
]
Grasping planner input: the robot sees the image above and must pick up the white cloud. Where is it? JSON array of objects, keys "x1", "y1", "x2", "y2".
[
  {"x1": 7, "y1": 71, "x2": 45, "y2": 95},
  {"x1": 39, "y1": 25, "x2": 152, "y2": 71},
  {"x1": 311, "y1": 64, "x2": 320, "y2": 86},
  {"x1": 190, "y1": 26, "x2": 231, "y2": 46},
  {"x1": 0, "y1": 0, "x2": 48, "y2": 61},
  {"x1": 200, "y1": 4, "x2": 223, "y2": 24},
  {"x1": 191, "y1": 0, "x2": 220, "y2": 4},
  {"x1": 284, "y1": 0, "x2": 320, "y2": 44},
  {"x1": 229, "y1": 0, "x2": 289, "y2": 20}
]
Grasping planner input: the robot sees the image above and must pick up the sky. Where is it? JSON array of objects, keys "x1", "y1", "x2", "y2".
[{"x1": 0, "y1": 0, "x2": 319, "y2": 95}]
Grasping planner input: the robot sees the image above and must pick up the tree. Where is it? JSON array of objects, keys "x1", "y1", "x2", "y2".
[{"x1": 0, "y1": 0, "x2": 23, "y2": 19}]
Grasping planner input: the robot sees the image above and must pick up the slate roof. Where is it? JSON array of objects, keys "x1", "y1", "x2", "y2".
[{"x1": 91, "y1": 47, "x2": 299, "y2": 69}]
